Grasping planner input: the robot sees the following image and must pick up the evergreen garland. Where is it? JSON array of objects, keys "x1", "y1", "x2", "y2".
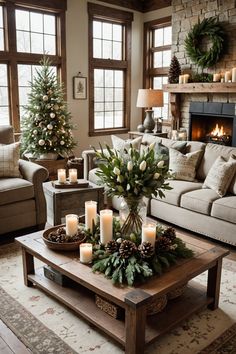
[
  {"x1": 21, "y1": 57, "x2": 77, "y2": 158},
  {"x1": 184, "y1": 17, "x2": 225, "y2": 68},
  {"x1": 87, "y1": 221, "x2": 194, "y2": 286}
]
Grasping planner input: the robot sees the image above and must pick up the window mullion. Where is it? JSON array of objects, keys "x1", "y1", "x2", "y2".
[{"x1": 6, "y1": 1, "x2": 20, "y2": 132}]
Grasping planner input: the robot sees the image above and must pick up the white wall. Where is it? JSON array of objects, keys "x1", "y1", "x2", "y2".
[{"x1": 66, "y1": 0, "x2": 172, "y2": 155}]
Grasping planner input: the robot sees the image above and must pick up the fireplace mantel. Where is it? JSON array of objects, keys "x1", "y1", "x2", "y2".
[
  {"x1": 163, "y1": 82, "x2": 236, "y2": 93},
  {"x1": 163, "y1": 83, "x2": 236, "y2": 129}
]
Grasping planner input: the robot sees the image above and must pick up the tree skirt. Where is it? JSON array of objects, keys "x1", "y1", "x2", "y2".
[{"x1": 0, "y1": 242, "x2": 235, "y2": 354}]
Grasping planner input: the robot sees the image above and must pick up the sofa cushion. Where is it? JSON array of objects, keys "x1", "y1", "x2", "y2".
[
  {"x1": 181, "y1": 189, "x2": 220, "y2": 215},
  {"x1": 153, "y1": 180, "x2": 203, "y2": 206},
  {"x1": 154, "y1": 141, "x2": 187, "y2": 167},
  {"x1": 211, "y1": 196, "x2": 236, "y2": 224},
  {"x1": 0, "y1": 142, "x2": 21, "y2": 178},
  {"x1": 169, "y1": 149, "x2": 203, "y2": 181},
  {"x1": 111, "y1": 135, "x2": 142, "y2": 155},
  {"x1": 197, "y1": 143, "x2": 236, "y2": 180},
  {"x1": 0, "y1": 178, "x2": 34, "y2": 206},
  {"x1": 202, "y1": 155, "x2": 236, "y2": 197}
]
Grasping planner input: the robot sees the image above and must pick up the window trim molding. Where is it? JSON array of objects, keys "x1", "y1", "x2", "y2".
[{"x1": 88, "y1": 2, "x2": 132, "y2": 137}]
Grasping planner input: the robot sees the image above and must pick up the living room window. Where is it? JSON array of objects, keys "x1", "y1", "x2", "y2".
[
  {"x1": 0, "y1": 0, "x2": 66, "y2": 133},
  {"x1": 143, "y1": 17, "x2": 171, "y2": 123},
  {"x1": 88, "y1": 3, "x2": 133, "y2": 136}
]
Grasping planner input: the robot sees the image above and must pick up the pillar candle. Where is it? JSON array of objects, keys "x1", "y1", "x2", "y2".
[
  {"x1": 232, "y1": 68, "x2": 236, "y2": 82},
  {"x1": 65, "y1": 214, "x2": 78, "y2": 236},
  {"x1": 142, "y1": 223, "x2": 156, "y2": 247},
  {"x1": 179, "y1": 75, "x2": 184, "y2": 84},
  {"x1": 100, "y1": 209, "x2": 113, "y2": 244},
  {"x1": 80, "y1": 243, "x2": 93, "y2": 264},
  {"x1": 69, "y1": 169, "x2": 77, "y2": 183},
  {"x1": 183, "y1": 74, "x2": 190, "y2": 84},
  {"x1": 213, "y1": 73, "x2": 221, "y2": 82},
  {"x1": 85, "y1": 201, "x2": 97, "y2": 231},
  {"x1": 225, "y1": 71, "x2": 231, "y2": 82},
  {"x1": 57, "y1": 169, "x2": 66, "y2": 183}
]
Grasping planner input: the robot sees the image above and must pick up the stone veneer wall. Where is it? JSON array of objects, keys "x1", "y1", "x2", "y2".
[{"x1": 171, "y1": 0, "x2": 236, "y2": 134}]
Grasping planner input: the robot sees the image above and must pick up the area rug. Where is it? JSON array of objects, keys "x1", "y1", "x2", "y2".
[{"x1": 0, "y1": 242, "x2": 235, "y2": 354}]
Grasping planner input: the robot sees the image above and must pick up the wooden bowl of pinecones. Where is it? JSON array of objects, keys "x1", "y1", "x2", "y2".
[{"x1": 43, "y1": 224, "x2": 86, "y2": 251}]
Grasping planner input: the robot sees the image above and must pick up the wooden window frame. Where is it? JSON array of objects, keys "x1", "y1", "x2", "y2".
[
  {"x1": 0, "y1": 0, "x2": 67, "y2": 133},
  {"x1": 143, "y1": 17, "x2": 171, "y2": 125},
  {"x1": 88, "y1": 2, "x2": 133, "y2": 137}
]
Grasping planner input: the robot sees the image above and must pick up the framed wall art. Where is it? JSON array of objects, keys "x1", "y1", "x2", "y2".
[{"x1": 73, "y1": 76, "x2": 87, "y2": 99}]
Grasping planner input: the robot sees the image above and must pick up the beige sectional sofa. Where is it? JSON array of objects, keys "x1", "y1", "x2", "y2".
[{"x1": 82, "y1": 135, "x2": 236, "y2": 246}]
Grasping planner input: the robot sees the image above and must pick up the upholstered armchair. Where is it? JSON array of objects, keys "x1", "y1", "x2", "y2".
[{"x1": 0, "y1": 125, "x2": 49, "y2": 235}]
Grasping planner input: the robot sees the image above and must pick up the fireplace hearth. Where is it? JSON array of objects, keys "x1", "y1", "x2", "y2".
[{"x1": 189, "y1": 102, "x2": 236, "y2": 147}]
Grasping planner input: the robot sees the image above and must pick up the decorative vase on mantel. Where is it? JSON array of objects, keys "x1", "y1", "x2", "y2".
[{"x1": 119, "y1": 196, "x2": 147, "y2": 236}]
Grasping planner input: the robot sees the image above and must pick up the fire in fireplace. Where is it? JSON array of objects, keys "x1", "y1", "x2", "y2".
[{"x1": 189, "y1": 102, "x2": 236, "y2": 147}]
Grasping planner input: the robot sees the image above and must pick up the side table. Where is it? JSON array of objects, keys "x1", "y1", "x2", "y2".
[
  {"x1": 43, "y1": 181, "x2": 104, "y2": 226},
  {"x1": 128, "y1": 131, "x2": 168, "y2": 139}
]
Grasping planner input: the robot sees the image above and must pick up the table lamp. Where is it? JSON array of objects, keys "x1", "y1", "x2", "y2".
[{"x1": 136, "y1": 88, "x2": 163, "y2": 133}]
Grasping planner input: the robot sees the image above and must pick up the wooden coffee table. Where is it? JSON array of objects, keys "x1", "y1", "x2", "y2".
[{"x1": 15, "y1": 231, "x2": 229, "y2": 354}]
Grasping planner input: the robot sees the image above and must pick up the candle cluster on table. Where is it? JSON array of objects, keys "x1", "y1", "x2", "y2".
[
  {"x1": 179, "y1": 74, "x2": 189, "y2": 84},
  {"x1": 57, "y1": 168, "x2": 78, "y2": 184}
]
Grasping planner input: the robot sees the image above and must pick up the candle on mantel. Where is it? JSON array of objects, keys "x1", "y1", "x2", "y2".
[
  {"x1": 65, "y1": 214, "x2": 78, "y2": 236},
  {"x1": 142, "y1": 222, "x2": 156, "y2": 247},
  {"x1": 232, "y1": 68, "x2": 236, "y2": 82},
  {"x1": 213, "y1": 73, "x2": 221, "y2": 82},
  {"x1": 179, "y1": 75, "x2": 184, "y2": 84},
  {"x1": 85, "y1": 201, "x2": 97, "y2": 231},
  {"x1": 183, "y1": 74, "x2": 190, "y2": 83},
  {"x1": 225, "y1": 71, "x2": 231, "y2": 82},
  {"x1": 100, "y1": 209, "x2": 113, "y2": 244},
  {"x1": 69, "y1": 168, "x2": 77, "y2": 183},
  {"x1": 80, "y1": 243, "x2": 93, "y2": 264},
  {"x1": 57, "y1": 169, "x2": 66, "y2": 183}
]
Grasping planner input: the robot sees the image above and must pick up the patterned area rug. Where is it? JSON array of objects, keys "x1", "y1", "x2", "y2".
[{"x1": 0, "y1": 242, "x2": 235, "y2": 354}]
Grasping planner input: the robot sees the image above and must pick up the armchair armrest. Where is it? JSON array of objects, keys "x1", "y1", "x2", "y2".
[
  {"x1": 19, "y1": 159, "x2": 49, "y2": 226},
  {"x1": 82, "y1": 150, "x2": 98, "y2": 180}
]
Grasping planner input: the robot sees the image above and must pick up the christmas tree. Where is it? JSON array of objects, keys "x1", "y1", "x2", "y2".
[
  {"x1": 168, "y1": 55, "x2": 181, "y2": 84},
  {"x1": 21, "y1": 57, "x2": 76, "y2": 158}
]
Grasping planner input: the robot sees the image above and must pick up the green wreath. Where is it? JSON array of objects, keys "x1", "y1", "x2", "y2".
[{"x1": 184, "y1": 17, "x2": 225, "y2": 68}]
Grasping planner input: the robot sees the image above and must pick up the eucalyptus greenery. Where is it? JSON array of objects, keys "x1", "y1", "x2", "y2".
[{"x1": 184, "y1": 17, "x2": 225, "y2": 68}]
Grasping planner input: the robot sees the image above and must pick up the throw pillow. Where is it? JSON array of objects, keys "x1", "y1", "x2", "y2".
[
  {"x1": 0, "y1": 142, "x2": 21, "y2": 178},
  {"x1": 169, "y1": 148, "x2": 203, "y2": 182},
  {"x1": 111, "y1": 135, "x2": 142, "y2": 154},
  {"x1": 202, "y1": 155, "x2": 236, "y2": 197},
  {"x1": 155, "y1": 141, "x2": 187, "y2": 167}
]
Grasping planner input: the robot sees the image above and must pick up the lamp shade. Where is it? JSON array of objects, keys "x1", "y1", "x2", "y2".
[{"x1": 136, "y1": 89, "x2": 163, "y2": 109}]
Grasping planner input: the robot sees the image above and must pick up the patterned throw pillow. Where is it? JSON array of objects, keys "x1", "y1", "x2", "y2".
[
  {"x1": 202, "y1": 155, "x2": 236, "y2": 197},
  {"x1": 169, "y1": 148, "x2": 203, "y2": 182},
  {"x1": 111, "y1": 135, "x2": 142, "y2": 154},
  {"x1": 155, "y1": 141, "x2": 187, "y2": 167},
  {"x1": 0, "y1": 142, "x2": 21, "y2": 178}
]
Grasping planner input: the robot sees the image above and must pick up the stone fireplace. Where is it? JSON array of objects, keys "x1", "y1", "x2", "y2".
[
  {"x1": 163, "y1": 0, "x2": 236, "y2": 139},
  {"x1": 189, "y1": 102, "x2": 236, "y2": 146}
]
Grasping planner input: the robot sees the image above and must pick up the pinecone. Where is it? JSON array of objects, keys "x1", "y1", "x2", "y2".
[
  {"x1": 156, "y1": 236, "x2": 172, "y2": 252},
  {"x1": 168, "y1": 55, "x2": 181, "y2": 84},
  {"x1": 163, "y1": 227, "x2": 176, "y2": 242},
  {"x1": 138, "y1": 242, "x2": 154, "y2": 259},
  {"x1": 119, "y1": 240, "x2": 137, "y2": 259},
  {"x1": 57, "y1": 227, "x2": 66, "y2": 235},
  {"x1": 105, "y1": 240, "x2": 119, "y2": 254}
]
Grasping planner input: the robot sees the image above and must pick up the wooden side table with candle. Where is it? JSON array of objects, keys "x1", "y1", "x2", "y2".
[{"x1": 43, "y1": 181, "x2": 104, "y2": 226}]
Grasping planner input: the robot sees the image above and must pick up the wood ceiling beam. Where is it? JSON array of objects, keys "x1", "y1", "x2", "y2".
[{"x1": 97, "y1": 0, "x2": 171, "y2": 13}]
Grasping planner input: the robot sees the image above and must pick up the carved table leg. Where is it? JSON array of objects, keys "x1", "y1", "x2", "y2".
[
  {"x1": 22, "y1": 248, "x2": 35, "y2": 287},
  {"x1": 207, "y1": 259, "x2": 222, "y2": 310}
]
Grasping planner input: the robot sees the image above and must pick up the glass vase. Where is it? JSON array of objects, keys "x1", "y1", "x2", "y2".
[{"x1": 119, "y1": 197, "x2": 147, "y2": 236}]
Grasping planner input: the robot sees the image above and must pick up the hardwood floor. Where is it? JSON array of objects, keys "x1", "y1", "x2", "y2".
[{"x1": 0, "y1": 320, "x2": 30, "y2": 354}]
